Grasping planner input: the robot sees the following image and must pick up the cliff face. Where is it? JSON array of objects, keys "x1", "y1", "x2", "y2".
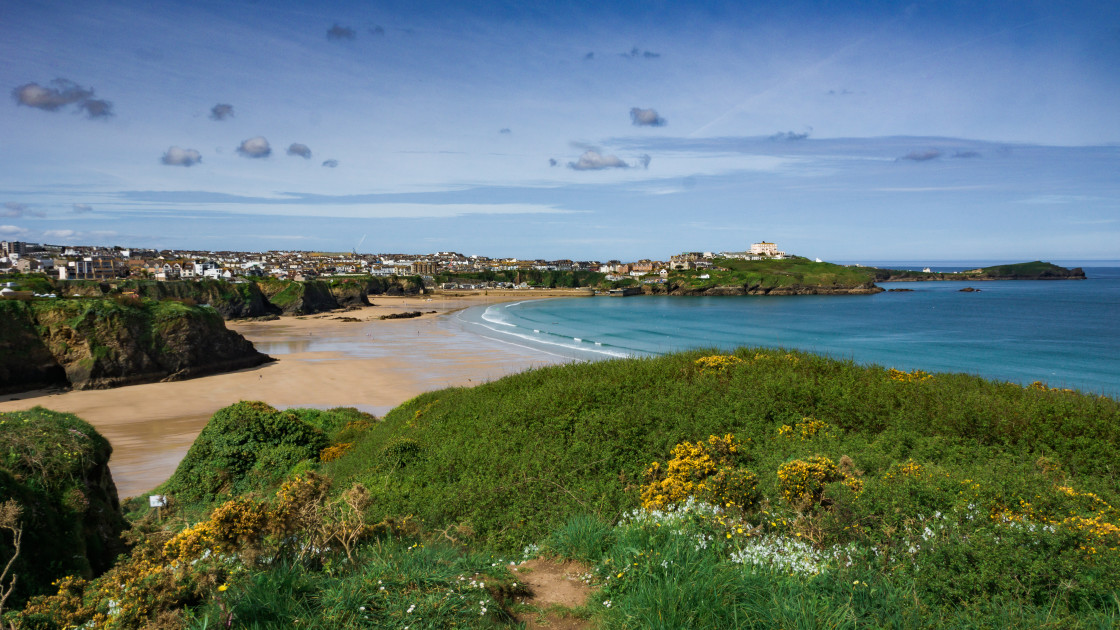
[
  {"x1": 60, "y1": 279, "x2": 281, "y2": 319},
  {"x1": 327, "y1": 278, "x2": 372, "y2": 308},
  {"x1": 52, "y1": 277, "x2": 423, "y2": 320},
  {"x1": 0, "y1": 302, "x2": 69, "y2": 394},
  {"x1": 0, "y1": 408, "x2": 129, "y2": 608},
  {"x1": 257, "y1": 280, "x2": 341, "y2": 315},
  {"x1": 0, "y1": 298, "x2": 271, "y2": 393}
]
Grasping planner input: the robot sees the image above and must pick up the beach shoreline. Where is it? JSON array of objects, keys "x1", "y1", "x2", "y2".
[{"x1": 0, "y1": 293, "x2": 570, "y2": 497}]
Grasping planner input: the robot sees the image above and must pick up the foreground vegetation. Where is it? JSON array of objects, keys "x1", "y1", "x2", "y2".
[{"x1": 3, "y1": 349, "x2": 1119, "y2": 628}]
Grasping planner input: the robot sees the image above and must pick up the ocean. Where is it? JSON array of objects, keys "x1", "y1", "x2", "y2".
[{"x1": 452, "y1": 266, "x2": 1120, "y2": 398}]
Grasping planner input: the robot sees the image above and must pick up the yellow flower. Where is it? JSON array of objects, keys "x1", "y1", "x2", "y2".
[{"x1": 218, "y1": 584, "x2": 228, "y2": 592}]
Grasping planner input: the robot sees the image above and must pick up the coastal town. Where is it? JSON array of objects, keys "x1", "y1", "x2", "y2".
[{"x1": 0, "y1": 239, "x2": 788, "y2": 287}]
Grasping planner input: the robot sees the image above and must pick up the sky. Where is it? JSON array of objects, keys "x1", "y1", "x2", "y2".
[{"x1": 2, "y1": 0, "x2": 1118, "y2": 262}]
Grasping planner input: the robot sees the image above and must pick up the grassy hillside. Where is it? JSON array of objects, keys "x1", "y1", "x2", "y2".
[{"x1": 7, "y1": 351, "x2": 1120, "y2": 628}]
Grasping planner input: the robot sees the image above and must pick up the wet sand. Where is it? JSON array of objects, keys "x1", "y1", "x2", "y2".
[{"x1": 0, "y1": 294, "x2": 572, "y2": 497}]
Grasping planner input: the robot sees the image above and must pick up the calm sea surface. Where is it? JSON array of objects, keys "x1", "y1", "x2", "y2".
[{"x1": 453, "y1": 266, "x2": 1120, "y2": 397}]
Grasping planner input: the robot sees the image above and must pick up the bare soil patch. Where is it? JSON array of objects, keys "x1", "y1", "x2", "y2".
[{"x1": 511, "y1": 558, "x2": 597, "y2": 630}]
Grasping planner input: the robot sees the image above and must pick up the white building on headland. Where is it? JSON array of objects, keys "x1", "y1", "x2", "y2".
[
  {"x1": 749, "y1": 241, "x2": 786, "y2": 258},
  {"x1": 722, "y1": 241, "x2": 788, "y2": 260}
]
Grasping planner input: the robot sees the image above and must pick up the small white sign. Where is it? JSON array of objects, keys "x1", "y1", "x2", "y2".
[{"x1": 149, "y1": 495, "x2": 167, "y2": 508}]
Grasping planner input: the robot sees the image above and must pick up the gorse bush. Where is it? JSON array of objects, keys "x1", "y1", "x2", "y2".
[{"x1": 640, "y1": 433, "x2": 758, "y2": 511}]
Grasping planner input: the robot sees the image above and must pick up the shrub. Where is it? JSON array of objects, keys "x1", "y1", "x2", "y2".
[
  {"x1": 641, "y1": 434, "x2": 759, "y2": 511},
  {"x1": 164, "y1": 402, "x2": 328, "y2": 502}
]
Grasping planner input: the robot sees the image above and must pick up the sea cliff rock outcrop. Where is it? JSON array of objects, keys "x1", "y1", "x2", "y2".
[
  {"x1": 0, "y1": 298, "x2": 271, "y2": 394},
  {"x1": 58, "y1": 279, "x2": 281, "y2": 319},
  {"x1": 0, "y1": 408, "x2": 129, "y2": 608},
  {"x1": 256, "y1": 280, "x2": 341, "y2": 315}
]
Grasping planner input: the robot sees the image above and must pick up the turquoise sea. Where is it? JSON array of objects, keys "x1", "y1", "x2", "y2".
[{"x1": 453, "y1": 265, "x2": 1120, "y2": 398}]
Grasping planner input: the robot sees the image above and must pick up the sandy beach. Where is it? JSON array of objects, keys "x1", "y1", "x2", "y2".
[{"x1": 0, "y1": 293, "x2": 579, "y2": 497}]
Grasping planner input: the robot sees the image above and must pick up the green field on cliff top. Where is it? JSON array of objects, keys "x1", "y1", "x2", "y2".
[{"x1": 3, "y1": 349, "x2": 1119, "y2": 628}]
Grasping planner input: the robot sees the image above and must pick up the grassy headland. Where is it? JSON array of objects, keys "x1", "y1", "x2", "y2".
[{"x1": 4, "y1": 349, "x2": 1119, "y2": 628}]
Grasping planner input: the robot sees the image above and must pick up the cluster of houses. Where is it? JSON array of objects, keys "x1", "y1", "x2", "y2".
[{"x1": 0, "y1": 239, "x2": 790, "y2": 286}]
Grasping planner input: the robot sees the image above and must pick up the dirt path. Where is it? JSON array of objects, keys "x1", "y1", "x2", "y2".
[{"x1": 511, "y1": 558, "x2": 598, "y2": 630}]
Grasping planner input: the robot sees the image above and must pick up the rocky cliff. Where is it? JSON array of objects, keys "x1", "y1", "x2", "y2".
[
  {"x1": 256, "y1": 279, "x2": 341, "y2": 315},
  {"x1": 0, "y1": 298, "x2": 271, "y2": 393},
  {"x1": 0, "y1": 407, "x2": 129, "y2": 608},
  {"x1": 59, "y1": 279, "x2": 280, "y2": 319}
]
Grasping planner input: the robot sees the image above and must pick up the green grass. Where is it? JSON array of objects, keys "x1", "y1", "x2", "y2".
[
  {"x1": 327, "y1": 348, "x2": 1119, "y2": 551},
  {"x1": 183, "y1": 536, "x2": 523, "y2": 629},
  {"x1": 9, "y1": 348, "x2": 1120, "y2": 628},
  {"x1": 697, "y1": 256, "x2": 878, "y2": 288}
]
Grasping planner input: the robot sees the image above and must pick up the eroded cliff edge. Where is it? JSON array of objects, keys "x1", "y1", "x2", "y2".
[{"x1": 0, "y1": 298, "x2": 271, "y2": 394}]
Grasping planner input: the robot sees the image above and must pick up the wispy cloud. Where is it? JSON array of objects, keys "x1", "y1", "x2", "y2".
[
  {"x1": 322, "y1": 159, "x2": 339, "y2": 168},
  {"x1": 630, "y1": 107, "x2": 666, "y2": 127},
  {"x1": 953, "y1": 150, "x2": 981, "y2": 158},
  {"x1": 898, "y1": 149, "x2": 941, "y2": 162},
  {"x1": 569, "y1": 150, "x2": 629, "y2": 170},
  {"x1": 237, "y1": 136, "x2": 271, "y2": 158},
  {"x1": 369, "y1": 25, "x2": 385, "y2": 36},
  {"x1": 11, "y1": 78, "x2": 112, "y2": 118},
  {"x1": 210, "y1": 103, "x2": 234, "y2": 120},
  {"x1": 499, "y1": 128, "x2": 511, "y2": 134},
  {"x1": 72, "y1": 203, "x2": 93, "y2": 213},
  {"x1": 0, "y1": 225, "x2": 28, "y2": 237},
  {"x1": 162, "y1": 146, "x2": 202, "y2": 166},
  {"x1": 1017, "y1": 194, "x2": 1100, "y2": 205},
  {"x1": 287, "y1": 143, "x2": 312, "y2": 158},
  {"x1": 327, "y1": 23, "x2": 356, "y2": 41},
  {"x1": 2, "y1": 202, "x2": 45, "y2": 218},
  {"x1": 638, "y1": 154, "x2": 651, "y2": 169},
  {"x1": 42, "y1": 228, "x2": 117, "y2": 242}
]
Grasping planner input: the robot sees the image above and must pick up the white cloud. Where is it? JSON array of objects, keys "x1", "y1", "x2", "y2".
[
  {"x1": 630, "y1": 107, "x2": 666, "y2": 127},
  {"x1": 237, "y1": 136, "x2": 271, "y2": 158},
  {"x1": 0, "y1": 225, "x2": 27, "y2": 237},
  {"x1": 569, "y1": 150, "x2": 629, "y2": 170},
  {"x1": 12, "y1": 79, "x2": 112, "y2": 118},
  {"x1": 72, "y1": 203, "x2": 93, "y2": 213},
  {"x1": 161, "y1": 147, "x2": 202, "y2": 166},
  {"x1": 287, "y1": 143, "x2": 312, "y2": 158}
]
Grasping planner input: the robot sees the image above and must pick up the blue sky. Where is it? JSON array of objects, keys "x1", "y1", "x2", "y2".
[{"x1": 2, "y1": 0, "x2": 1118, "y2": 261}]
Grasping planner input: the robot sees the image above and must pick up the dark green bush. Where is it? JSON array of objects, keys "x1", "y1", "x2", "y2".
[{"x1": 164, "y1": 401, "x2": 328, "y2": 502}]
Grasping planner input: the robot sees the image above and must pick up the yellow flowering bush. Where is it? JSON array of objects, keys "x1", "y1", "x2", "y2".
[
  {"x1": 1027, "y1": 381, "x2": 1076, "y2": 393},
  {"x1": 751, "y1": 352, "x2": 800, "y2": 363},
  {"x1": 887, "y1": 368, "x2": 933, "y2": 383},
  {"x1": 882, "y1": 459, "x2": 925, "y2": 481},
  {"x1": 693, "y1": 354, "x2": 742, "y2": 374},
  {"x1": 777, "y1": 456, "x2": 862, "y2": 509},
  {"x1": 319, "y1": 442, "x2": 353, "y2": 462},
  {"x1": 776, "y1": 417, "x2": 834, "y2": 440},
  {"x1": 641, "y1": 434, "x2": 758, "y2": 510}
]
